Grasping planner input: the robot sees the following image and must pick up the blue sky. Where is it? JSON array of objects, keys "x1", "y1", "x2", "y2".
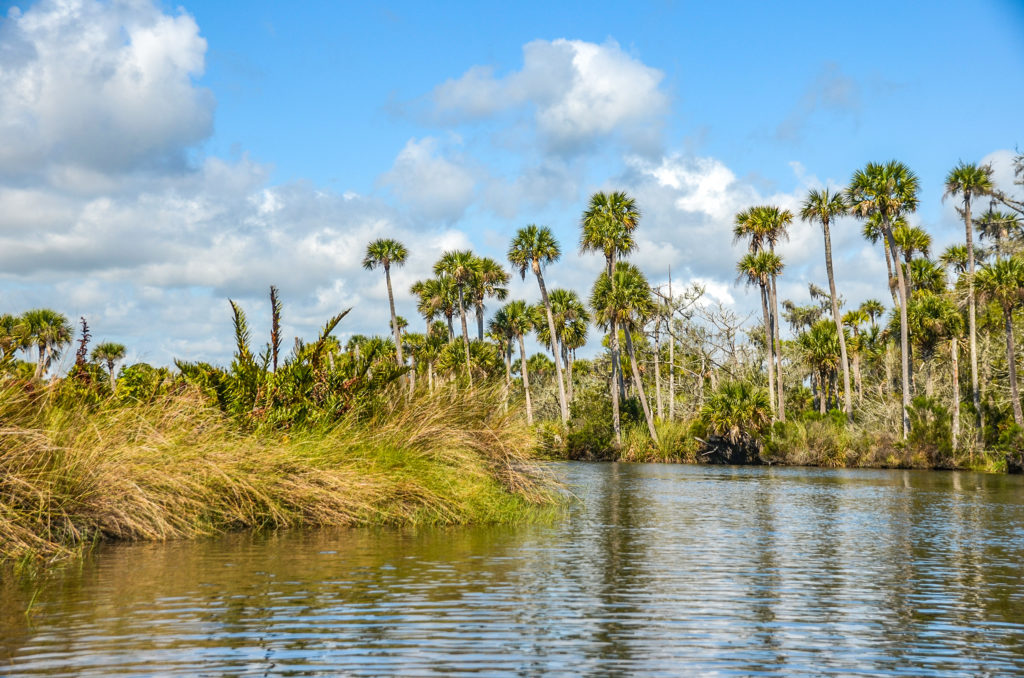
[{"x1": 1, "y1": 0, "x2": 1023, "y2": 367}]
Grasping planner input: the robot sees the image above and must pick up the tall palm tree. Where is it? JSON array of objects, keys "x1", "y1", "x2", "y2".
[
  {"x1": 944, "y1": 162, "x2": 995, "y2": 435},
  {"x1": 509, "y1": 224, "x2": 569, "y2": 424},
  {"x1": 434, "y1": 250, "x2": 480, "y2": 385},
  {"x1": 848, "y1": 160, "x2": 920, "y2": 438},
  {"x1": 21, "y1": 309, "x2": 72, "y2": 380},
  {"x1": 940, "y1": 244, "x2": 970, "y2": 276},
  {"x1": 736, "y1": 205, "x2": 791, "y2": 421},
  {"x1": 801, "y1": 188, "x2": 853, "y2": 421},
  {"x1": 892, "y1": 224, "x2": 932, "y2": 291},
  {"x1": 501, "y1": 300, "x2": 535, "y2": 424},
  {"x1": 864, "y1": 214, "x2": 904, "y2": 306},
  {"x1": 581, "y1": 191, "x2": 640, "y2": 411},
  {"x1": 975, "y1": 257, "x2": 1024, "y2": 426},
  {"x1": 737, "y1": 251, "x2": 780, "y2": 419},
  {"x1": 91, "y1": 341, "x2": 126, "y2": 393},
  {"x1": 363, "y1": 239, "x2": 409, "y2": 366},
  {"x1": 843, "y1": 308, "x2": 869, "y2": 402},
  {"x1": 591, "y1": 262, "x2": 659, "y2": 442},
  {"x1": 469, "y1": 256, "x2": 511, "y2": 341}
]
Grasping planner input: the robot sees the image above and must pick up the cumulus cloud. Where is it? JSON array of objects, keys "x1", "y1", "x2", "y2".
[
  {"x1": 378, "y1": 137, "x2": 477, "y2": 223},
  {"x1": 431, "y1": 38, "x2": 669, "y2": 154},
  {"x1": 0, "y1": 0, "x2": 214, "y2": 179}
]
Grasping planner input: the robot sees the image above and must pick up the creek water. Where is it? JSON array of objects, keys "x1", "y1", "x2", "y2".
[{"x1": 1, "y1": 463, "x2": 1023, "y2": 676}]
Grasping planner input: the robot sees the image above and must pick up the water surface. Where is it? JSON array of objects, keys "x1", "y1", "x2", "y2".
[{"x1": 2, "y1": 464, "x2": 1023, "y2": 676}]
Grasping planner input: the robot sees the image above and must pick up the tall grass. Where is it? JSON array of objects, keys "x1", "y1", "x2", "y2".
[{"x1": 0, "y1": 383, "x2": 560, "y2": 566}]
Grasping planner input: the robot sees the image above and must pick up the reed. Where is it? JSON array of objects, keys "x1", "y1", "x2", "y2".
[{"x1": 0, "y1": 382, "x2": 560, "y2": 566}]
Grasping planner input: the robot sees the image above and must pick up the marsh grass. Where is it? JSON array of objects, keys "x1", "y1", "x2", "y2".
[{"x1": 0, "y1": 383, "x2": 560, "y2": 566}]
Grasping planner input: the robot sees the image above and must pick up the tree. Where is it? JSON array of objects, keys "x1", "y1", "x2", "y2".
[
  {"x1": 860, "y1": 299, "x2": 885, "y2": 327},
  {"x1": 591, "y1": 262, "x2": 659, "y2": 442},
  {"x1": 363, "y1": 239, "x2": 409, "y2": 367},
  {"x1": 798, "y1": 320, "x2": 842, "y2": 414},
  {"x1": 944, "y1": 162, "x2": 995, "y2": 436},
  {"x1": 509, "y1": 224, "x2": 569, "y2": 424},
  {"x1": 737, "y1": 250, "x2": 782, "y2": 419},
  {"x1": 469, "y1": 257, "x2": 510, "y2": 341},
  {"x1": 975, "y1": 257, "x2": 1024, "y2": 426},
  {"x1": 501, "y1": 300, "x2": 535, "y2": 424},
  {"x1": 434, "y1": 250, "x2": 480, "y2": 386},
  {"x1": 581, "y1": 191, "x2": 640, "y2": 435},
  {"x1": 535, "y1": 288, "x2": 589, "y2": 405},
  {"x1": 488, "y1": 306, "x2": 515, "y2": 409},
  {"x1": 91, "y1": 342, "x2": 127, "y2": 393},
  {"x1": 21, "y1": 308, "x2": 73, "y2": 380},
  {"x1": 848, "y1": 161, "x2": 921, "y2": 438},
  {"x1": 801, "y1": 188, "x2": 853, "y2": 421}
]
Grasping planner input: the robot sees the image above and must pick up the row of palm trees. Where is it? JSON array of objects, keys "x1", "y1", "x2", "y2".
[
  {"x1": 363, "y1": 191, "x2": 664, "y2": 444},
  {"x1": 1, "y1": 310, "x2": 126, "y2": 389},
  {"x1": 736, "y1": 158, "x2": 1024, "y2": 444}
]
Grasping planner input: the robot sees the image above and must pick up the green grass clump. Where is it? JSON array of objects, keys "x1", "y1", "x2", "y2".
[{"x1": 0, "y1": 383, "x2": 560, "y2": 566}]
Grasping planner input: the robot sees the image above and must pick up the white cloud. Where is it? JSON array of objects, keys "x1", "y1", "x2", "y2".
[
  {"x1": 431, "y1": 38, "x2": 668, "y2": 153},
  {"x1": 0, "y1": 0, "x2": 213, "y2": 178},
  {"x1": 379, "y1": 137, "x2": 477, "y2": 223}
]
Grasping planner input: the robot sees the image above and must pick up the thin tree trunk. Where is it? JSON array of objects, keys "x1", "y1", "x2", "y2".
[
  {"x1": 951, "y1": 337, "x2": 960, "y2": 453},
  {"x1": 965, "y1": 195, "x2": 984, "y2": 437},
  {"x1": 884, "y1": 224, "x2": 911, "y2": 438},
  {"x1": 476, "y1": 301, "x2": 485, "y2": 342},
  {"x1": 34, "y1": 343, "x2": 46, "y2": 380},
  {"x1": 562, "y1": 343, "x2": 574, "y2": 404},
  {"x1": 823, "y1": 219, "x2": 853, "y2": 421},
  {"x1": 769, "y1": 273, "x2": 785, "y2": 422},
  {"x1": 518, "y1": 334, "x2": 533, "y2": 425},
  {"x1": 761, "y1": 284, "x2": 776, "y2": 419},
  {"x1": 1004, "y1": 307, "x2": 1023, "y2": 426},
  {"x1": 819, "y1": 372, "x2": 827, "y2": 415},
  {"x1": 668, "y1": 269, "x2": 675, "y2": 421},
  {"x1": 853, "y1": 352, "x2": 863, "y2": 404},
  {"x1": 654, "y1": 317, "x2": 663, "y2": 420},
  {"x1": 535, "y1": 264, "x2": 569, "y2": 424},
  {"x1": 446, "y1": 314, "x2": 455, "y2": 341},
  {"x1": 503, "y1": 344, "x2": 512, "y2": 412},
  {"x1": 428, "y1": 362, "x2": 434, "y2": 393},
  {"x1": 108, "y1": 365, "x2": 116, "y2": 394},
  {"x1": 625, "y1": 328, "x2": 659, "y2": 442},
  {"x1": 385, "y1": 264, "x2": 403, "y2": 366},
  {"x1": 883, "y1": 242, "x2": 899, "y2": 308},
  {"x1": 457, "y1": 288, "x2": 473, "y2": 387},
  {"x1": 409, "y1": 355, "x2": 416, "y2": 397}
]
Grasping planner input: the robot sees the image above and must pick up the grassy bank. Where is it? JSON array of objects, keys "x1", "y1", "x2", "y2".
[{"x1": 0, "y1": 383, "x2": 560, "y2": 567}]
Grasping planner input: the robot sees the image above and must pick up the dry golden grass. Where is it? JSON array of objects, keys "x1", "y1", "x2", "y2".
[{"x1": 0, "y1": 383, "x2": 560, "y2": 566}]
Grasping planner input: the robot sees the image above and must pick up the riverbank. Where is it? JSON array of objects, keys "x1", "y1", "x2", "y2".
[{"x1": 0, "y1": 384, "x2": 560, "y2": 567}]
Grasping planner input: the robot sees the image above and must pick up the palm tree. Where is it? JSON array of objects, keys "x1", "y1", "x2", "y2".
[
  {"x1": 91, "y1": 341, "x2": 126, "y2": 393},
  {"x1": 509, "y1": 224, "x2": 570, "y2": 424},
  {"x1": 843, "y1": 308, "x2": 869, "y2": 403},
  {"x1": 488, "y1": 307, "x2": 515, "y2": 409},
  {"x1": 892, "y1": 224, "x2": 932, "y2": 291},
  {"x1": 591, "y1": 262, "x2": 659, "y2": 442},
  {"x1": 801, "y1": 188, "x2": 853, "y2": 421},
  {"x1": 736, "y1": 205, "x2": 791, "y2": 421},
  {"x1": 469, "y1": 257, "x2": 510, "y2": 340},
  {"x1": 737, "y1": 251, "x2": 781, "y2": 419},
  {"x1": 501, "y1": 300, "x2": 535, "y2": 424},
  {"x1": 975, "y1": 257, "x2": 1024, "y2": 426},
  {"x1": 977, "y1": 209, "x2": 1021, "y2": 260},
  {"x1": 848, "y1": 160, "x2": 920, "y2": 438},
  {"x1": 860, "y1": 299, "x2": 885, "y2": 328},
  {"x1": 945, "y1": 162, "x2": 995, "y2": 435},
  {"x1": 798, "y1": 320, "x2": 842, "y2": 414},
  {"x1": 864, "y1": 214, "x2": 903, "y2": 306},
  {"x1": 581, "y1": 191, "x2": 640, "y2": 413},
  {"x1": 21, "y1": 309, "x2": 73, "y2": 380},
  {"x1": 362, "y1": 238, "x2": 409, "y2": 366},
  {"x1": 434, "y1": 250, "x2": 479, "y2": 385},
  {"x1": 940, "y1": 244, "x2": 970, "y2": 276}
]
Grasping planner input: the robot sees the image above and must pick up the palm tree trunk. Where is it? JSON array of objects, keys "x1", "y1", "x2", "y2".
[
  {"x1": 769, "y1": 275, "x2": 785, "y2": 422},
  {"x1": 823, "y1": 220, "x2": 853, "y2": 421},
  {"x1": 446, "y1": 314, "x2": 455, "y2": 341},
  {"x1": 624, "y1": 328, "x2": 658, "y2": 442},
  {"x1": 883, "y1": 243, "x2": 899, "y2": 308},
  {"x1": 428, "y1": 362, "x2": 434, "y2": 393},
  {"x1": 457, "y1": 288, "x2": 473, "y2": 387},
  {"x1": 535, "y1": 265, "x2": 569, "y2": 424},
  {"x1": 965, "y1": 196, "x2": 984, "y2": 437},
  {"x1": 654, "y1": 317, "x2": 663, "y2": 420},
  {"x1": 760, "y1": 285, "x2": 777, "y2": 419},
  {"x1": 409, "y1": 355, "x2": 416, "y2": 397},
  {"x1": 108, "y1": 365, "x2": 116, "y2": 394},
  {"x1": 34, "y1": 342, "x2": 46, "y2": 380},
  {"x1": 385, "y1": 264, "x2": 403, "y2": 366},
  {"x1": 1004, "y1": 307, "x2": 1023, "y2": 426},
  {"x1": 884, "y1": 224, "x2": 911, "y2": 438},
  {"x1": 562, "y1": 343, "x2": 574, "y2": 404},
  {"x1": 502, "y1": 344, "x2": 512, "y2": 412},
  {"x1": 475, "y1": 301, "x2": 485, "y2": 342},
  {"x1": 518, "y1": 334, "x2": 533, "y2": 425},
  {"x1": 853, "y1": 352, "x2": 863, "y2": 404},
  {"x1": 951, "y1": 337, "x2": 960, "y2": 454},
  {"x1": 818, "y1": 372, "x2": 827, "y2": 415}
]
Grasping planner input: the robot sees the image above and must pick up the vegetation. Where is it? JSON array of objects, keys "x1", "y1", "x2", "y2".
[{"x1": 6, "y1": 152, "x2": 1024, "y2": 568}]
